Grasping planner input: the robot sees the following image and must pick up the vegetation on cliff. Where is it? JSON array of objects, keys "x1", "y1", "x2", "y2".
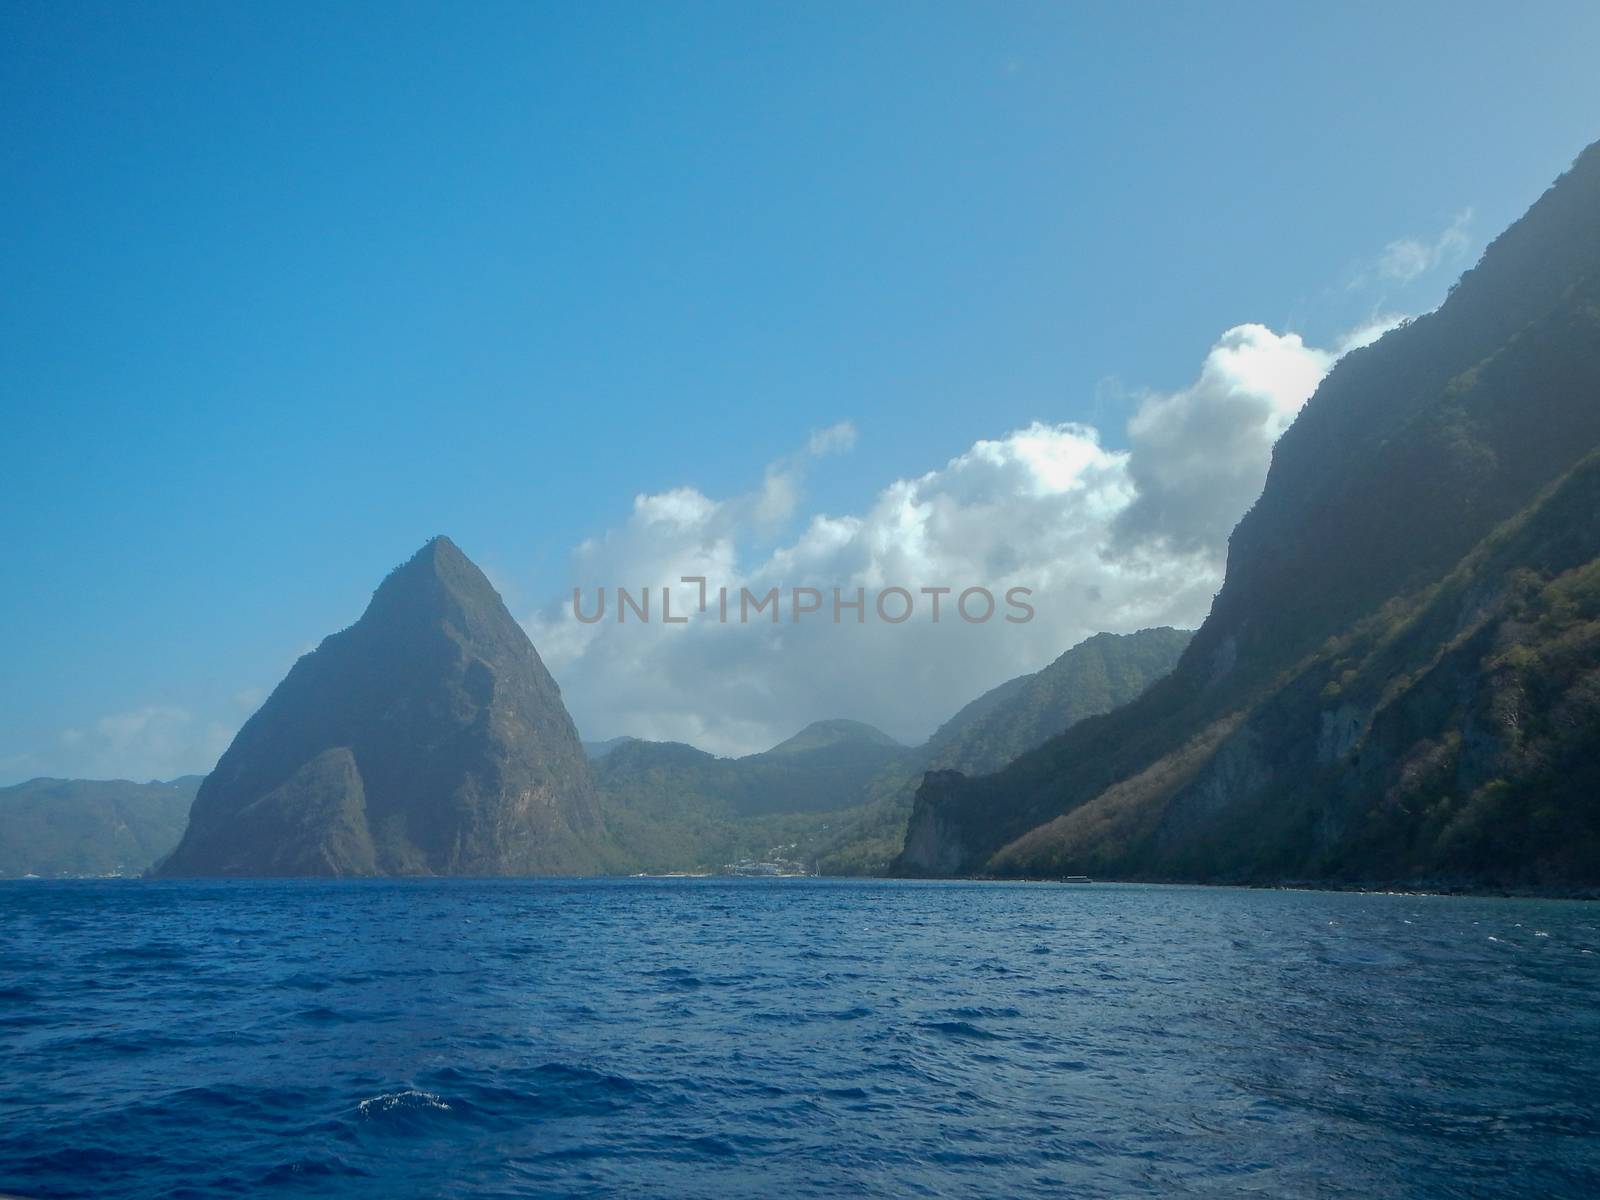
[{"x1": 898, "y1": 141, "x2": 1600, "y2": 891}]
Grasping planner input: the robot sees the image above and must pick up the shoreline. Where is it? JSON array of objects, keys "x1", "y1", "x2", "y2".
[
  {"x1": 894, "y1": 872, "x2": 1600, "y2": 902},
  {"x1": 6, "y1": 872, "x2": 1599, "y2": 900}
]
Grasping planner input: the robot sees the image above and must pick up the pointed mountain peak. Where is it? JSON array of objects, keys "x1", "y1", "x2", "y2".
[
  {"x1": 364, "y1": 535, "x2": 507, "y2": 630},
  {"x1": 415, "y1": 533, "x2": 468, "y2": 567},
  {"x1": 156, "y1": 537, "x2": 603, "y2": 877},
  {"x1": 760, "y1": 719, "x2": 903, "y2": 757},
  {"x1": 390, "y1": 534, "x2": 480, "y2": 586}
]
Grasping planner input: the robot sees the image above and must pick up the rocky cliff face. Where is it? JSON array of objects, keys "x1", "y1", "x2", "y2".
[
  {"x1": 812, "y1": 627, "x2": 1193, "y2": 875},
  {"x1": 988, "y1": 453, "x2": 1600, "y2": 888},
  {"x1": 157, "y1": 537, "x2": 606, "y2": 876},
  {"x1": 897, "y1": 140, "x2": 1600, "y2": 889}
]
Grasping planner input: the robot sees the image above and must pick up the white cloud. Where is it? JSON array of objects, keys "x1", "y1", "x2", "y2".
[
  {"x1": 529, "y1": 323, "x2": 1383, "y2": 756},
  {"x1": 1365, "y1": 210, "x2": 1474, "y2": 287},
  {"x1": 1112, "y1": 324, "x2": 1333, "y2": 555},
  {"x1": 43, "y1": 706, "x2": 234, "y2": 783},
  {"x1": 1336, "y1": 313, "x2": 1410, "y2": 354},
  {"x1": 754, "y1": 419, "x2": 857, "y2": 530},
  {"x1": 807, "y1": 421, "x2": 858, "y2": 456}
]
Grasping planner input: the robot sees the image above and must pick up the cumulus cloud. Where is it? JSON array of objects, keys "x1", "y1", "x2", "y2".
[
  {"x1": 528, "y1": 325, "x2": 1379, "y2": 756},
  {"x1": 532, "y1": 420, "x2": 1184, "y2": 755},
  {"x1": 1112, "y1": 324, "x2": 1333, "y2": 555}
]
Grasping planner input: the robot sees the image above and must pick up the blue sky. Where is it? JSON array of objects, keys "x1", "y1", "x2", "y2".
[{"x1": 4, "y1": 2, "x2": 1600, "y2": 779}]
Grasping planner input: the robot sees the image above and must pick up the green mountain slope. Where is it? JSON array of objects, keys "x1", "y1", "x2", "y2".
[
  {"x1": 814, "y1": 627, "x2": 1192, "y2": 874},
  {"x1": 897, "y1": 140, "x2": 1600, "y2": 890},
  {"x1": 0, "y1": 776, "x2": 202, "y2": 877},
  {"x1": 592, "y1": 721, "x2": 913, "y2": 872},
  {"x1": 925, "y1": 629, "x2": 1195, "y2": 777},
  {"x1": 993, "y1": 450, "x2": 1600, "y2": 889},
  {"x1": 593, "y1": 629, "x2": 1190, "y2": 875}
]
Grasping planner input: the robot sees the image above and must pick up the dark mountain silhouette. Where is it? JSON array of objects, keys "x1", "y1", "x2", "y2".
[
  {"x1": 156, "y1": 537, "x2": 605, "y2": 876},
  {"x1": 897, "y1": 141, "x2": 1600, "y2": 891}
]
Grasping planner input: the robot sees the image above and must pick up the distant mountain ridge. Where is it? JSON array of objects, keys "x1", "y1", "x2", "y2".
[
  {"x1": 9, "y1": 613, "x2": 1191, "y2": 881},
  {"x1": 897, "y1": 140, "x2": 1600, "y2": 891},
  {"x1": 591, "y1": 718, "x2": 911, "y2": 872},
  {"x1": 7, "y1": 625, "x2": 1187, "y2": 880},
  {"x1": 0, "y1": 776, "x2": 201, "y2": 878},
  {"x1": 594, "y1": 628, "x2": 1191, "y2": 874},
  {"x1": 921, "y1": 630, "x2": 1195, "y2": 779},
  {"x1": 758, "y1": 719, "x2": 903, "y2": 757},
  {"x1": 582, "y1": 736, "x2": 639, "y2": 760},
  {"x1": 157, "y1": 537, "x2": 606, "y2": 877},
  {"x1": 813, "y1": 627, "x2": 1193, "y2": 874}
]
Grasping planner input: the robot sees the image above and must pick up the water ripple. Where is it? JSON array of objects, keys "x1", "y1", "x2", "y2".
[{"x1": 1, "y1": 878, "x2": 1597, "y2": 1198}]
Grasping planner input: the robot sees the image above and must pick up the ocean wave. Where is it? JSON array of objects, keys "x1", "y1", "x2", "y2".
[
  {"x1": 357, "y1": 1089, "x2": 451, "y2": 1117},
  {"x1": 4, "y1": 878, "x2": 1598, "y2": 1199},
  {"x1": 919, "y1": 1019, "x2": 1006, "y2": 1041}
]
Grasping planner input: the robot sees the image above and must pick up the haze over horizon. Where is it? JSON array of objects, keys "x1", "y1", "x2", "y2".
[{"x1": 5, "y1": 2, "x2": 1600, "y2": 781}]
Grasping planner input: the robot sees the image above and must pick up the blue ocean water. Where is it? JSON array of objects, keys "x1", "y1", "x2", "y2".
[{"x1": 1, "y1": 878, "x2": 1596, "y2": 1199}]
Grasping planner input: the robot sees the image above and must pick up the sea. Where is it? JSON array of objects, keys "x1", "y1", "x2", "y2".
[{"x1": 1, "y1": 877, "x2": 1596, "y2": 1199}]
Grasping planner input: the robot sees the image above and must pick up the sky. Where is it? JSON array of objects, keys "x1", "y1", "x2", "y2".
[{"x1": 4, "y1": 1, "x2": 1600, "y2": 779}]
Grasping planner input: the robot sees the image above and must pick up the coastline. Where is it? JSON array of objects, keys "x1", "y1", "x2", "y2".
[
  {"x1": 880, "y1": 871, "x2": 1600, "y2": 901},
  {"x1": 7, "y1": 870, "x2": 1598, "y2": 901}
]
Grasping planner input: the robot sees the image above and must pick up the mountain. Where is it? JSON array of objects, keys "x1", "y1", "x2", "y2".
[
  {"x1": 735, "y1": 720, "x2": 908, "y2": 816},
  {"x1": 597, "y1": 719, "x2": 905, "y2": 820},
  {"x1": 921, "y1": 629, "x2": 1195, "y2": 778},
  {"x1": 897, "y1": 141, "x2": 1600, "y2": 891},
  {"x1": 0, "y1": 776, "x2": 202, "y2": 877},
  {"x1": 758, "y1": 719, "x2": 903, "y2": 757},
  {"x1": 592, "y1": 720, "x2": 914, "y2": 872},
  {"x1": 156, "y1": 537, "x2": 606, "y2": 877},
  {"x1": 583, "y1": 736, "x2": 639, "y2": 760},
  {"x1": 813, "y1": 627, "x2": 1192, "y2": 874},
  {"x1": 592, "y1": 629, "x2": 1190, "y2": 875}
]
